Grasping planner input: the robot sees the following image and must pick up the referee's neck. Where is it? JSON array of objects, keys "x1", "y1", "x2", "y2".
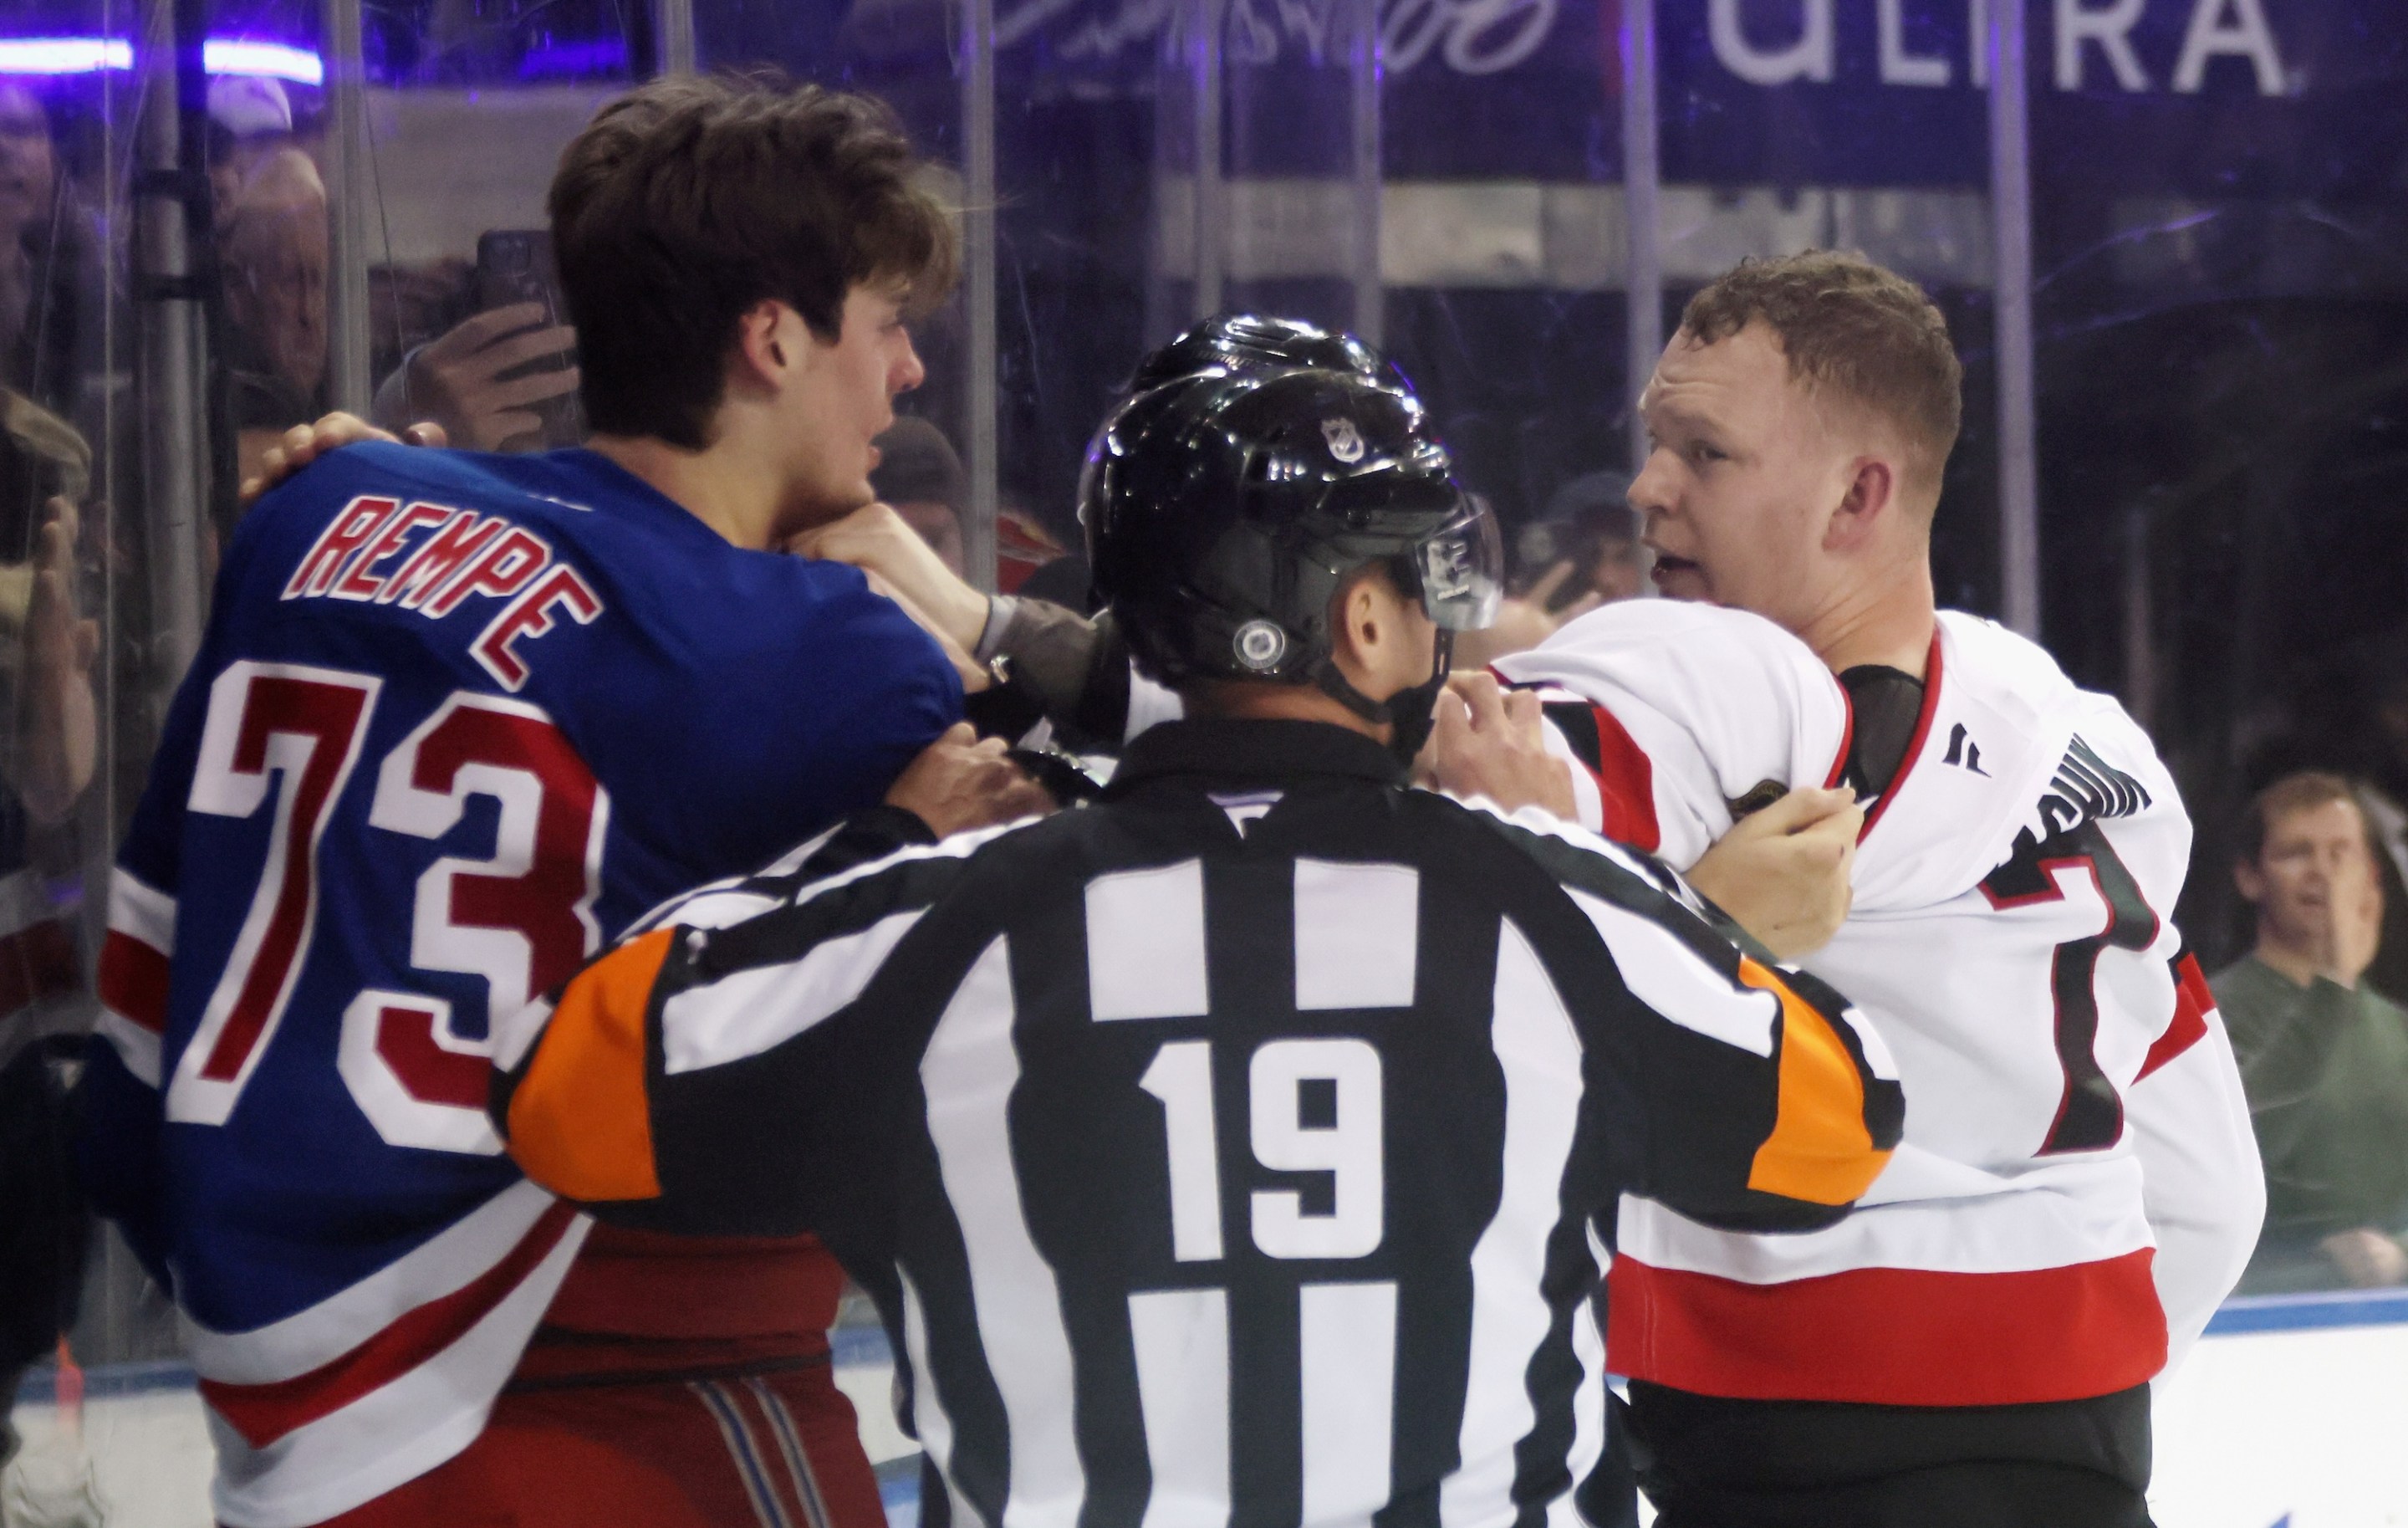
[{"x1": 1186, "y1": 681, "x2": 1388, "y2": 745}]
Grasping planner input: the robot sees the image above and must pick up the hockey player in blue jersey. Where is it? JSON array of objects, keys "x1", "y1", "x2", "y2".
[{"x1": 79, "y1": 76, "x2": 1047, "y2": 1528}]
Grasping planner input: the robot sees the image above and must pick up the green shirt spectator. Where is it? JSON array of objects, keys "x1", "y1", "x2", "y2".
[
  {"x1": 2217, "y1": 772, "x2": 2408, "y2": 1291},
  {"x1": 2214, "y1": 958, "x2": 2408, "y2": 1278}
]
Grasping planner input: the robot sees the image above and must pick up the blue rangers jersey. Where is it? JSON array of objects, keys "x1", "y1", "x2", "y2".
[{"x1": 79, "y1": 442, "x2": 960, "y2": 1526}]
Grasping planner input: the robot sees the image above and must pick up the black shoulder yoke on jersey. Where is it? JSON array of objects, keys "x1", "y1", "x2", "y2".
[{"x1": 1838, "y1": 664, "x2": 1924, "y2": 800}]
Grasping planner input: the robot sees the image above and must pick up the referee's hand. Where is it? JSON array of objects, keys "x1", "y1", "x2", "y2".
[
  {"x1": 1417, "y1": 673, "x2": 1577, "y2": 819},
  {"x1": 885, "y1": 723, "x2": 1056, "y2": 838}
]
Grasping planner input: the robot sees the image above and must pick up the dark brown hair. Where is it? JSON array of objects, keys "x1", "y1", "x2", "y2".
[
  {"x1": 2239, "y1": 771, "x2": 2366, "y2": 865},
  {"x1": 548, "y1": 74, "x2": 957, "y2": 449},
  {"x1": 1681, "y1": 250, "x2": 1964, "y2": 500}
]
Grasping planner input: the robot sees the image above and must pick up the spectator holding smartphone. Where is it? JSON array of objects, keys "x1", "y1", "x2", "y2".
[{"x1": 370, "y1": 233, "x2": 579, "y2": 453}]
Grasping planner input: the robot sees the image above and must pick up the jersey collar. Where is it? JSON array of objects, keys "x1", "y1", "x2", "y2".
[{"x1": 1106, "y1": 718, "x2": 1407, "y2": 796}]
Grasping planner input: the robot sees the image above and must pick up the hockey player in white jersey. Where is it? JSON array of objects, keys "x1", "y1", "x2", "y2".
[{"x1": 1431, "y1": 252, "x2": 2263, "y2": 1526}]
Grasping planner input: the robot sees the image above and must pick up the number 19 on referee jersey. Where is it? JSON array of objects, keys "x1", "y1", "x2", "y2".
[{"x1": 1140, "y1": 1037, "x2": 1385, "y2": 1261}]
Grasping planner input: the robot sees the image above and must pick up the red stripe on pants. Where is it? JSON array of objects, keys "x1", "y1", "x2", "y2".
[{"x1": 1607, "y1": 1249, "x2": 2168, "y2": 1407}]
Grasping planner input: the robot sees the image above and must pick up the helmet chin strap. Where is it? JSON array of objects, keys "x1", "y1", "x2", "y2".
[{"x1": 1313, "y1": 630, "x2": 1457, "y2": 764}]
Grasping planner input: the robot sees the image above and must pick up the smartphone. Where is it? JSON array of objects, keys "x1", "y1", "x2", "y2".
[{"x1": 472, "y1": 229, "x2": 585, "y2": 448}]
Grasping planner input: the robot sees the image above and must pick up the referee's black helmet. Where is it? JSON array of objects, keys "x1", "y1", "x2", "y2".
[
  {"x1": 1080, "y1": 335, "x2": 1500, "y2": 738},
  {"x1": 1123, "y1": 313, "x2": 1409, "y2": 396}
]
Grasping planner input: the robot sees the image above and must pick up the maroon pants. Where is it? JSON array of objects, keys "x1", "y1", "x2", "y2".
[{"x1": 309, "y1": 1361, "x2": 884, "y2": 1528}]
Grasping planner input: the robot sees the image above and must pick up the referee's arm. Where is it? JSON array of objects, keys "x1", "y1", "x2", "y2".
[
  {"x1": 1477, "y1": 806, "x2": 1905, "y2": 1233},
  {"x1": 489, "y1": 825, "x2": 997, "y2": 1237}
]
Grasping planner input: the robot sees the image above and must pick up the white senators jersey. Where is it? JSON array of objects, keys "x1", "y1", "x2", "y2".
[{"x1": 1496, "y1": 605, "x2": 2265, "y2": 1408}]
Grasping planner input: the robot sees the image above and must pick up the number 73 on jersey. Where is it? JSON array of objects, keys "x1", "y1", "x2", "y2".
[{"x1": 163, "y1": 661, "x2": 607, "y2": 1156}]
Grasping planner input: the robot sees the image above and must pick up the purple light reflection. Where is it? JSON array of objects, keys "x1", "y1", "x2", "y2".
[
  {"x1": 0, "y1": 38, "x2": 132, "y2": 74},
  {"x1": 0, "y1": 37, "x2": 323, "y2": 84}
]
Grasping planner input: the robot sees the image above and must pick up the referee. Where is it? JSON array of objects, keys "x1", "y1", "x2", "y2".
[{"x1": 491, "y1": 359, "x2": 1905, "y2": 1528}]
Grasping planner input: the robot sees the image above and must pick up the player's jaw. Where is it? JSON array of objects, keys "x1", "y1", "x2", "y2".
[{"x1": 778, "y1": 296, "x2": 923, "y2": 530}]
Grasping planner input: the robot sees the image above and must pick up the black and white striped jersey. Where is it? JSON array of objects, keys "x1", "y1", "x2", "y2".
[{"x1": 496, "y1": 718, "x2": 1903, "y2": 1528}]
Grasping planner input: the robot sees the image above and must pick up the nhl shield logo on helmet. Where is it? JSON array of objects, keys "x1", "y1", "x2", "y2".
[
  {"x1": 1322, "y1": 416, "x2": 1366, "y2": 463},
  {"x1": 1233, "y1": 619, "x2": 1288, "y2": 672}
]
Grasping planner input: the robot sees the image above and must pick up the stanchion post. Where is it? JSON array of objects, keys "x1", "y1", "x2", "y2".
[
  {"x1": 961, "y1": 0, "x2": 1000, "y2": 593},
  {"x1": 132, "y1": 0, "x2": 211, "y2": 690},
  {"x1": 1989, "y1": 0, "x2": 2042, "y2": 636},
  {"x1": 322, "y1": 0, "x2": 371, "y2": 416},
  {"x1": 1349, "y1": 0, "x2": 1382, "y2": 349},
  {"x1": 1620, "y1": 0, "x2": 1662, "y2": 479}
]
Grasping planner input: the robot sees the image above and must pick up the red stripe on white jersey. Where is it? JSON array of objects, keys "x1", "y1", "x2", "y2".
[
  {"x1": 1854, "y1": 629, "x2": 1945, "y2": 841},
  {"x1": 1494, "y1": 677, "x2": 1659, "y2": 849},
  {"x1": 1585, "y1": 703, "x2": 1661, "y2": 853},
  {"x1": 2138, "y1": 952, "x2": 2215, "y2": 1082},
  {"x1": 1605, "y1": 1249, "x2": 2168, "y2": 1407}
]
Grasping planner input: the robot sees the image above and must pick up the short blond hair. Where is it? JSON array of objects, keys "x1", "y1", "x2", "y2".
[{"x1": 1681, "y1": 250, "x2": 1964, "y2": 500}]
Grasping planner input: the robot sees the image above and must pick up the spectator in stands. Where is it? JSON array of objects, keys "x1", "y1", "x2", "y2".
[
  {"x1": 368, "y1": 300, "x2": 579, "y2": 452},
  {"x1": 0, "y1": 82, "x2": 57, "y2": 405},
  {"x1": 0, "y1": 154, "x2": 102, "y2": 1465},
  {"x1": 1524, "y1": 469, "x2": 1646, "y2": 607},
  {"x1": 206, "y1": 74, "x2": 297, "y2": 222},
  {"x1": 870, "y1": 416, "x2": 966, "y2": 574},
  {"x1": 1453, "y1": 473, "x2": 1644, "y2": 668},
  {"x1": 0, "y1": 404, "x2": 98, "y2": 829},
  {"x1": 0, "y1": 78, "x2": 99, "y2": 424},
  {"x1": 2215, "y1": 772, "x2": 2408, "y2": 1290},
  {"x1": 220, "y1": 147, "x2": 330, "y2": 486}
]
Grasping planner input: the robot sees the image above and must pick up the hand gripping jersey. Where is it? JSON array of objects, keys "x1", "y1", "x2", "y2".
[
  {"x1": 79, "y1": 443, "x2": 960, "y2": 1525},
  {"x1": 1497, "y1": 604, "x2": 2263, "y2": 1408},
  {"x1": 492, "y1": 717, "x2": 1904, "y2": 1528}
]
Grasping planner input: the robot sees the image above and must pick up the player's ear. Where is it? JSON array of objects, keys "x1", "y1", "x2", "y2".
[
  {"x1": 729, "y1": 300, "x2": 794, "y2": 394},
  {"x1": 1824, "y1": 455, "x2": 1896, "y2": 553}
]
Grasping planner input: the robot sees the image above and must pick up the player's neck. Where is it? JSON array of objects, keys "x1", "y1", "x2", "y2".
[
  {"x1": 584, "y1": 433, "x2": 787, "y2": 551},
  {"x1": 1798, "y1": 554, "x2": 1938, "y2": 679}
]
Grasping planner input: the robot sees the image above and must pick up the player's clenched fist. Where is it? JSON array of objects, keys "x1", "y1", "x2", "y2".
[
  {"x1": 885, "y1": 723, "x2": 1055, "y2": 837},
  {"x1": 1685, "y1": 785, "x2": 1862, "y2": 959}
]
